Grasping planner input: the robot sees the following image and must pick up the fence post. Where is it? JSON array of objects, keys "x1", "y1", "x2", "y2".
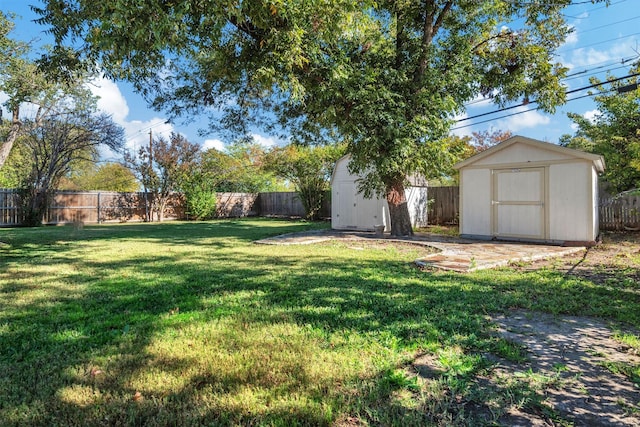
[{"x1": 97, "y1": 192, "x2": 101, "y2": 224}]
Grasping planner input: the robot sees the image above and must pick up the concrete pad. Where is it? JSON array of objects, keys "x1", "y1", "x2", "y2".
[
  {"x1": 414, "y1": 241, "x2": 584, "y2": 272},
  {"x1": 256, "y1": 230, "x2": 586, "y2": 273}
]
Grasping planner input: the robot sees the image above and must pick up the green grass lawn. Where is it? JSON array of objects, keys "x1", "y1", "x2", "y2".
[{"x1": 0, "y1": 219, "x2": 638, "y2": 426}]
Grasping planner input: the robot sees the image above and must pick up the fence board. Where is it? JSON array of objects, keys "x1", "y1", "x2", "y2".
[
  {"x1": 0, "y1": 190, "x2": 185, "y2": 226},
  {"x1": 257, "y1": 192, "x2": 331, "y2": 218},
  {"x1": 427, "y1": 186, "x2": 459, "y2": 225},
  {"x1": 215, "y1": 193, "x2": 259, "y2": 218},
  {"x1": 599, "y1": 192, "x2": 640, "y2": 231},
  {"x1": 258, "y1": 192, "x2": 305, "y2": 217}
]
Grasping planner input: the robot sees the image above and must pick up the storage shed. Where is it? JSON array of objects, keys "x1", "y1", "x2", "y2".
[
  {"x1": 331, "y1": 155, "x2": 428, "y2": 231},
  {"x1": 454, "y1": 136, "x2": 605, "y2": 245}
]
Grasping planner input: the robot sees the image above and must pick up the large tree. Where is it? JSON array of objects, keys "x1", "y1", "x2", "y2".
[
  {"x1": 36, "y1": 0, "x2": 578, "y2": 235},
  {"x1": 560, "y1": 65, "x2": 640, "y2": 193},
  {"x1": 19, "y1": 102, "x2": 124, "y2": 226},
  {"x1": 61, "y1": 162, "x2": 140, "y2": 192},
  {"x1": 0, "y1": 11, "x2": 46, "y2": 169}
]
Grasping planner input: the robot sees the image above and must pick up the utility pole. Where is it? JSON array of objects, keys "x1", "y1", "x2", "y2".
[
  {"x1": 149, "y1": 130, "x2": 153, "y2": 165},
  {"x1": 145, "y1": 130, "x2": 153, "y2": 222}
]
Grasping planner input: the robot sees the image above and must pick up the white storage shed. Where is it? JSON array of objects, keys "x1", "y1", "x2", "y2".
[
  {"x1": 453, "y1": 136, "x2": 605, "y2": 245},
  {"x1": 331, "y1": 155, "x2": 428, "y2": 232}
]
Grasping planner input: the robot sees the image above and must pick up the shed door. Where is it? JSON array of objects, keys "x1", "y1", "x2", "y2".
[
  {"x1": 492, "y1": 167, "x2": 545, "y2": 239},
  {"x1": 336, "y1": 182, "x2": 356, "y2": 228}
]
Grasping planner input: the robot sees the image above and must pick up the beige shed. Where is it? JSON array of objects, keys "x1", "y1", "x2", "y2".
[
  {"x1": 331, "y1": 155, "x2": 428, "y2": 232},
  {"x1": 453, "y1": 136, "x2": 605, "y2": 245}
]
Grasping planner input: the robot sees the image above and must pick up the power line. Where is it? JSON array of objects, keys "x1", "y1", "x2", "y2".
[
  {"x1": 561, "y1": 0, "x2": 627, "y2": 19},
  {"x1": 563, "y1": 56, "x2": 639, "y2": 82},
  {"x1": 451, "y1": 88, "x2": 617, "y2": 131},
  {"x1": 463, "y1": 55, "x2": 639, "y2": 109},
  {"x1": 571, "y1": 15, "x2": 640, "y2": 36},
  {"x1": 557, "y1": 32, "x2": 640, "y2": 54},
  {"x1": 455, "y1": 71, "x2": 640, "y2": 127},
  {"x1": 124, "y1": 120, "x2": 171, "y2": 140}
]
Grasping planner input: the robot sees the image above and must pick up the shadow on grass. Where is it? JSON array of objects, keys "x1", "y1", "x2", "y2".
[{"x1": 0, "y1": 219, "x2": 638, "y2": 425}]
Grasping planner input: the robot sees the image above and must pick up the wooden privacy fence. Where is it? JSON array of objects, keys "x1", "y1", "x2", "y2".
[
  {"x1": 599, "y1": 192, "x2": 640, "y2": 231},
  {"x1": 215, "y1": 193, "x2": 259, "y2": 218},
  {"x1": 427, "y1": 186, "x2": 459, "y2": 225},
  {"x1": 0, "y1": 190, "x2": 328, "y2": 226},
  {"x1": 1, "y1": 187, "x2": 637, "y2": 231},
  {"x1": 257, "y1": 191, "x2": 331, "y2": 218},
  {"x1": 0, "y1": 190, "x2": 185, "y2": 226}
]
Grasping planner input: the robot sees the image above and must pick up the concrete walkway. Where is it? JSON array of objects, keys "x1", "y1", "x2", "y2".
[{"x1": 255, "y1": 230, "x2": 585, "y2": 272}]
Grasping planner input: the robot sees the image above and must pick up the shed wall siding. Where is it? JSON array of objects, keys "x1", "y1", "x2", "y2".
[
  {"x1": 460, "y1": 168, "x2": 491, "y2": 236},
  {"x1": 455, "y1": 136, "x2": 602, "y2": 244},
  {"x1": 332, "y1": 158, "x2": 353, "y2": 182},
  {"x1": 331, "y1": 157, "x2": 390, "y2": 231},
  {"x1": 406, "y1": 187, "x2": 429, "y2": 228},
  {"x1": 592, "y1": 166, "x2": 599, "y2": 239},
  {"x1": 548, "y1": 162, "x2": 593, "y2": 241},
  {"x1": 331, "y1": 156, "x2": 427, "y2": 231}
]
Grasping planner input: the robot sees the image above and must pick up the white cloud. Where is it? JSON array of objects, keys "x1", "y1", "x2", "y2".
[
  {"x1": 88, "y1": 76, "x2": 130, "y2": 124},
  {"x1": 494, "y1": 108, "x2": 550, "y2": 131},
  {"x1": 564, "y1": 26, "x2": 578, "y2": 45},
  {"x1": 85, "y1": 76, "x2": 176, "y2": 160},
  {"x1": 202, "y1": 138, "x2": 225, "y2": 151},
  {"x1": 97, "y1": 118, "x2": 175, "y2": 161},
  {"x1": 251, "y1": 133, "x2": 278, "y2": 148},
  {"x1": 583, "y1": 109, "x2": 601, "y2": 123},
  {"x1": 565, "y1": 37, "x2": 639, "y2": 70}
]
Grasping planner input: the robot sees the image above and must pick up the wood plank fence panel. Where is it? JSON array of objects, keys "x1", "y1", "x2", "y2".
[
  {"x1": 257, "y1": 191, "x2": 331, "y2": 218},
  {"x1": 215, "y1": 193, "x2": 259, "y2": 218},
  {"x1": 98, "y1": 192, "x2": 147, "y2": 223},
  {"x1": 427, "y1": 186, "x2": 459, "y2": 225},
  {"x1": 599, "y1": 193, "x2": 640, "y2": 231},
  {"x1": 258, "y1": 192, "x2": 305, "y2": 217},
  {"x1": 0, "y1": 189, "x2": 20, "y2": 225},
  {"x1": 0, "y1": 190, "x2": 186, "y2": 226}
]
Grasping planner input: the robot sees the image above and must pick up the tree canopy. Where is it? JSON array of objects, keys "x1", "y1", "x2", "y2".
[
  {"x1": 561, "y1": 65, "x2": 640, "y2": 193},
  {"x1": 265, "y1": 144, "x2": 345, "y2": 219},
  {"x1": 35, "y1": 0, "x2": 583, "y2": 234}
]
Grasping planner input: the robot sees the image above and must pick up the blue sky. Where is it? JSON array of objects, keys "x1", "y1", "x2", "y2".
[{"x1": 1, "y1": 0, "x2": 639, "y2": 159}]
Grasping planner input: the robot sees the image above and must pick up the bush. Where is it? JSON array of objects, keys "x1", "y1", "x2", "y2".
[{"x1": 184, "y1": 188, "x2": 217, "y2": 220}]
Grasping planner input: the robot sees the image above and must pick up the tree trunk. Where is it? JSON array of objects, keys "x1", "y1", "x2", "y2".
[
  {"x1": 0, "y1": 109, "x2": 22, "y2": 169},
  {"x1": 20, "y1": 188, "x2": 51, "y2": 226},
  {"x1": 385, "y1": 179, "x2": 414, "y2": 236}
]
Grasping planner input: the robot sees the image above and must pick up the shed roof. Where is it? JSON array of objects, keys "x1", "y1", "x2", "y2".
[{"x1": 453, "y1": 135, "x2": 605, "y2": 173}]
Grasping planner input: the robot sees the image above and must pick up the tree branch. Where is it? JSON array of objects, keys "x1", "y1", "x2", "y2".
[
  {"x1": 471, "y1": 30, "x2": 514, "y2": 53},
  {"x1": 0, "y1": 108, "x2": 22, "y2": 169},
  {"x1": 417, "y1": 1, "x2": 453, "y2": 80},
  {"x1": 227, "y1": 15, "x2": 266, "y2": 42}
]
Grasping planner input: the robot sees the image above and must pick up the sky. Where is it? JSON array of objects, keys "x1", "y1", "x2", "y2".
[{"x1": 1, "y1": 0, "x2": 639, "y2": 160}]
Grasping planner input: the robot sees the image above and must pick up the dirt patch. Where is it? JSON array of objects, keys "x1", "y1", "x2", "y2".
[
  {"x1": 491, "y1": 310, "x2": 640, "y2": 426},
  {"x1": 410, "y1": 232, "x2": 640, "y2": 426},
  {"x1": 512, "y1": 231, "x2": 640, "y2": 285},
  {"x1": 410, "y1": 310, "x2": 640, "y2": 426}
]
